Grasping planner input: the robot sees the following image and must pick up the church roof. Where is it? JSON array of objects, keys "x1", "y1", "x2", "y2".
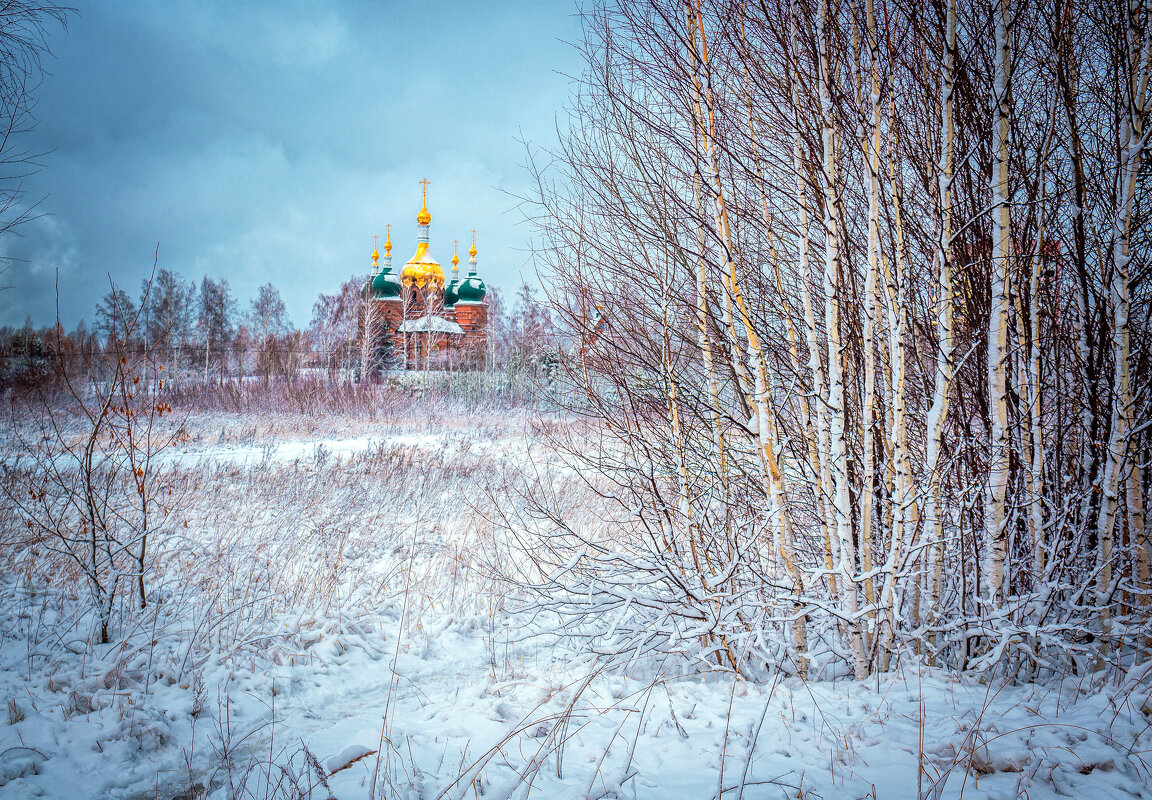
[
  {"x1": 398, "y1": 315, "x2": 465, "y2": 335},
  {"x1": 401, "y1": 184, "x2": 444, "y2": 288},
  {"x1": 402, "y1": 242, "x2": 444, "y2": 288}
]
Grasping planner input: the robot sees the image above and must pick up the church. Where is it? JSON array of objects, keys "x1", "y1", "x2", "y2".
[{"x1": 361, "y1": 182, "x2": 488, "y2": 371}]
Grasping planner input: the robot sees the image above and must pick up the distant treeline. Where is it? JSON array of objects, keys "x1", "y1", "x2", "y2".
[{"x1": 1, "y1": 270, "x2": 560, "y2": 389}]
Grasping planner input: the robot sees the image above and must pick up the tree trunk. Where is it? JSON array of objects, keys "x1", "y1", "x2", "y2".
[
  {"x1": 925, "y1": 0, "x2": 957, "y2": 665},
  {"x1": 819, "y1": 0, "x2": 868, "y2": 678},
  {"x1": 1098, "y1": 0, "x2": 1151, "y2": 652},
  {"x1": 984, "y1": 0, "x2": 1014, "y2": 611}
]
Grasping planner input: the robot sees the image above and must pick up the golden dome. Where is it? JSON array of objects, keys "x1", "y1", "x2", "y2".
[
  {"x1": 469, "y1": 230, "x2": 477, "y2": 259},
  {"x1": 452, "y1": 240, "x2": 460, "y2": 267},
  {"x1": 417, "y1": 179, "x2": 431, "y2": 225},
  {"x1": 384, "y1": 225, "x2": 392, "y2": 256},
  {"x1": 401, "y1": 242, "x2": 445, "y2": 289},
  {"x1": 372, "y1": 235, "x2": 379, "y2": 265}
]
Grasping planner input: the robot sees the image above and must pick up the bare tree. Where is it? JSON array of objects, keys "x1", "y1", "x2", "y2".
[
  {"x1": 0, "y1": 3, "x2": 70, "y2": 276},
  {"x1": 143, "y1": 267, "x2": 194, "y2": 379},
  {"x1": 197, "y1": 276, "x2": 235, "y2": 385},
  {"x1": 250, "y1": 281, "x2": 289, "y2": 381},
  {"x1": 310, "y1": 277, "x2": 362, "y2": 380},
  {"x1": 519, "y1": 0, "x2": 1151, "y2": 679},
  {"x1": 4, "y1": 274, "x2": 179, "y2": 641}
]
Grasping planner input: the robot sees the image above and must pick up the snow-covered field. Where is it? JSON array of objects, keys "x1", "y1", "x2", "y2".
[{"x1": 1, "y1": 409, "x2": 1149, "y2": 799}]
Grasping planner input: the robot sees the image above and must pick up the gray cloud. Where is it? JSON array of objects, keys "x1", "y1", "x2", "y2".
[{"x1": 1, "y1": 0, "x2": 581, "y2": 328}]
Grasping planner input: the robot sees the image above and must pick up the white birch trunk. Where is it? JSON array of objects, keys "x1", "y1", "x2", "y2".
[
  {"x1": 789, "y1": 6, "x2": 838, "y2": 606},
  {"x1": 858, "y1": 0, "x2": 882, "y2": 641},
  {"x1": 1098, "y1": 0, "x2": 1152, "y2": 647},
  {"x1": 688, "y1": 0, "x2": 808, "y2": 675},
  {"x1": 819, "y1": 0, "x2": 868, "y2": 678},
  {"x1": 984, "y1": 0, "x2": 1014, "y2": 609},
  {"x1": 924, "y1": 0, "x2": 956, "y2": 664},
  {"x1": 740, "y1": 49, "x2": 810, "y2": 677},
  {"x1": 880, "y1": 152, "x2": 915, "y2": 669},
  {"x1": 361, "y1": 296, "x2": 375, "y2": 379}
]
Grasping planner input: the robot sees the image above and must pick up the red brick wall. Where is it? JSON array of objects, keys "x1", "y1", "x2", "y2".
[
  {"x1": 403, "y1": 286, "x2": 444, "y2": 319},
  {"x1": 453, "y1": 302, "x2": 488, "y2": 365},
  {"x1": 374, "y1": 299, "x2": 404, "y2": 364},
  {"x1": 373, "y1": 292, "x2": 487, "y2": 370}
]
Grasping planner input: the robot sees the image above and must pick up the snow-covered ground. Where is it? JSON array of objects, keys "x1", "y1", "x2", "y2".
[{"x1": 2, "y1": 412, "x2": 1150, "y2": 799}]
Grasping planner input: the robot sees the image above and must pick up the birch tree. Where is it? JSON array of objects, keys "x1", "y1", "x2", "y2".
[{"x1": 519, "y1": 0, "x2": 1151, "y2": 679}]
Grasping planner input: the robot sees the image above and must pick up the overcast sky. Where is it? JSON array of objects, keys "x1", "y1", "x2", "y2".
[{"x1": 0, "y1": 0, "x2": 584, "y2": 329}]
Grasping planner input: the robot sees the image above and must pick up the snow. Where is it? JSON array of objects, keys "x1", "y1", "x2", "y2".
[
  {"x1": 398, "y1": 315, "x2": 466, "y2": 335},
  {"x1": 1, "y1": 414, "x2": 1149, "y2": 799},
  {"x1": 164, "y1": 433, "x2": 449, "y2": 467},
  {"x1": 326, "y1": 745, "x2": 377, "y2": 776}
]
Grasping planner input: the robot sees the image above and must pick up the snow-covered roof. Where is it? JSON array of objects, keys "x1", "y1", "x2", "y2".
[{"x1": 398, "y1": 315, "x2": 465, "y2": 335}]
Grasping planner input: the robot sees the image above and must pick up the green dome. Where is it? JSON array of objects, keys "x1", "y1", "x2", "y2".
[
  {"x1": 444, "y1": 277, "x2": 460, "y2": 307},
  {"x1": 456, "y1": 274, "x2": 486, "y2": 302},
  {"x1": 371, "y1": 267, "x2": 402, "y2": 298}
]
